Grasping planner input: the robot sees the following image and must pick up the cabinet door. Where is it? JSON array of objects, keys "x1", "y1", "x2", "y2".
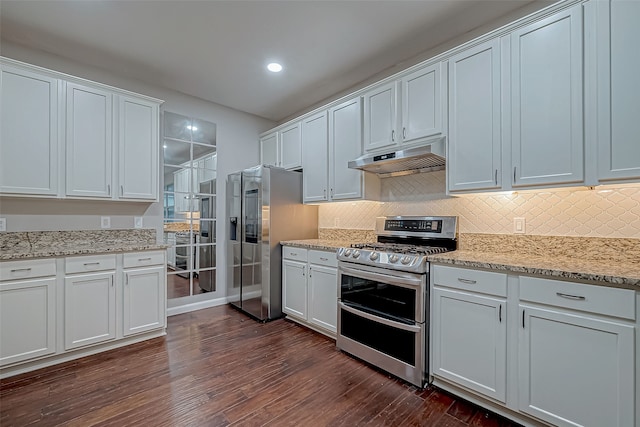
[
  {"x1": 66, "y1": 82, "x2": 113, "y2": 198},
  {"x1": 64, "y1": 272, "x2": 116, "y2": 350},
  {"x1": 282, "y1": 259, "x2": 307, "y2": 320},
  {"x1": 0, "y1": 64, "x2": 59, "y2": 196},
  {"x1": 363, "y1": 81, "x2": 397, "y2": 152},
  {"x1": 308, "y1": 264, "x2": 337, "y2": 334},
  {"x1": 401, "y1": 63, "x2": 441, "y2": 143},
  {"x1": 596, "y1": 0, "x2": 640, "y2": 182},
  {"x1": 519, "y1": 305, "x2": 635, "y2": 427},
  {"x1": 448, "y1": 39, "x2": 502, "y2": 192},
  {"x1": 260, "y1": 132, "x2": 279, "y2": 167},
  {"x1": 302, "y1": 112, "x2": 329, "y2": 203},
  {"x1": 280, "y1": 122, "x2": 302, "y2": 170},
  {"x1": 432, "y1": 287, "x2": 507, "y2": 403},
  {"x1": 330, "y1": 98, "x2": 363, "y2": 200},
  {"x1": 511, "y1": 5, "x2": 584, "y2": 188},
  {"x1": 0, "y1": 277, "x2": 56, "y2": 366},
  {"x1": 118, "y1": 95, "x2": 159, "y2": 200},
  {"x1": 123, "y1": 266, "x2": 166, "y2": 336}
]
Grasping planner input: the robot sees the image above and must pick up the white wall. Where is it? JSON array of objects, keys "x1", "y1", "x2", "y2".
[{"x1": 0, "y1": 41, "x2": 275, "y2": 305}]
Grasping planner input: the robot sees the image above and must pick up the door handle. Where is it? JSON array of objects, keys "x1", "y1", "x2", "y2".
[{"x1": 391, "y1": 130, "x2": 395, "y2": 142}]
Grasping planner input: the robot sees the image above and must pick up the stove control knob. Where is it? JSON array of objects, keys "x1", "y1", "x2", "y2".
[
  {"x1": 344, "y1": 249, "x2": 352, "y2": 257},
  {"x1": 352, "y1": 250, "x2": 361, "y2": 259},
  {"x1": 400, "y1": 256, "x2": 413, "y2": 265},
  {"x1": 369, "y1": 252, "x2": 379, "y2": 261},
  {"x1": 389, "y1": 254, "x2": 399, "y2": 263}
]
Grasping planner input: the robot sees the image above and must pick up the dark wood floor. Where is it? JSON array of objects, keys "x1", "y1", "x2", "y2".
[{"x1": 1, "y1": 305, "x2": 520, "y2": 426}]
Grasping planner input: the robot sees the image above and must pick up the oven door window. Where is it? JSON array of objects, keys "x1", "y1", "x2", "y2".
[
  {"x1": 340, "y1": 272, "x2": 417, "y2": 324},
  {"x1": 340, "y1": 309, "x2": 416, "y2": 365}
]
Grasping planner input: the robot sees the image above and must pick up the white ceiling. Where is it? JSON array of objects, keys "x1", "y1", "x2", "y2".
[{"x1": 1, "y1": 0, "x2": 552, "y2": 122}]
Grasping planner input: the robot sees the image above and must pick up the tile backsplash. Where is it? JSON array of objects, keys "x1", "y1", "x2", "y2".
[{"x1": 318, "y1": 171, "x2": 640, "y2": 238}]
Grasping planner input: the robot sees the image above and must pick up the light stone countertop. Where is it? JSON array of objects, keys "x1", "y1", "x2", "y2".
[
  {"x1": 1, "y1": 230, "x2": 167, "y2": 261},
  {"x1": 280, "y1": 239, "x2": 359, "y2": 252},
  {"x1": 428, "y1": 250, "x2": 640, "y2": 290}
]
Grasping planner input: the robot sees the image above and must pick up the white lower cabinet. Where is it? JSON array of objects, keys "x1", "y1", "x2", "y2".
[
  {"x1": 430, "y1": 264, "x2": 637, "y2": 427},
  {"x1": 431, "y1": 265, "x2": 507, "y2": 403},
  {"x1": 64, "y1": 255, "x2": 117, "y2": 350},
  {"x1": 282, "y1": 246, "x2": 338, "y2": 337},
  {"x1": 123, "y1": 251, "x2": 167, "y2": 336},
  {"x1": 0, "y1": 259, "x2": 57, "y2": 367},
  {"x1": 518, "y1": 276, "x2": 635, "y2": 427},
  {"x1": 0, "y1": 251, "x2": 166, "y2": 378}
]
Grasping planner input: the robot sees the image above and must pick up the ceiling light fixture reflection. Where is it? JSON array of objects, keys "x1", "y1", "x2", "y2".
[
  {"x1": 186, "y1": 125, "x2": 198, "y2": 131},
  {"x1": 267, "y1": 62, "x2": 283, "y2": 73}
]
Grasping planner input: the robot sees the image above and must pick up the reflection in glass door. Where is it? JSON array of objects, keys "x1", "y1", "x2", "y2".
[{"x1": 162, "y1": 111, "x2": 217, "y2": 300}]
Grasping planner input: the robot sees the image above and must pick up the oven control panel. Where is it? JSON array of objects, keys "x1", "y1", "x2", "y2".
[{"x1": 376, "y1": 216, "x2": 458, "y2": 240}]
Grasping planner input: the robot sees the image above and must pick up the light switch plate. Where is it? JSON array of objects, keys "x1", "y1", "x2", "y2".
[
  {"x1": 134, "y1": 217, "x2": 143, "y2": 229},
  {"x1": 514, "y1": 217, "x2": 525, "y2": 234},
  {"x1": 0, "y1": 218, "x2": 6, "y2": 232},
  {"x1": 101, "y1": 216, "x2": 111, "y2": 229}
]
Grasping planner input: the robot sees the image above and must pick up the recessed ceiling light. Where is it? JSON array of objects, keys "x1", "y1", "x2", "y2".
[{"x1": 267, "y1": 62, "x2": 283, "y2": 73}]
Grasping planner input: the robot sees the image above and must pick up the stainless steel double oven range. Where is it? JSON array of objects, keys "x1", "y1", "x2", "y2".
[{"x1": 336, "y1": 216, "x2": 458, "y2": 387}]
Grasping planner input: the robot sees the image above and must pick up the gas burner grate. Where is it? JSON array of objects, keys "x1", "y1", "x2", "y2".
[{"x1": 350, "y1": 243, "x2": 451, "y2": 256}]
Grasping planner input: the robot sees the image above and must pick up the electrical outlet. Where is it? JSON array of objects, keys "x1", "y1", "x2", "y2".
[
  {"x1": 0, "y1": 218, "x2": 6, "y2": 232},
  {"x1": 101, "y1": 216, "x2": 111, "y2": 229},
  {"x1": 334, "y1": 217, "x2": 340, "y2": 227},
  {"x1": 134, "y1": 217, "x2": 143, "y2": 229},
  {"x1": 514, "y1": 217, "x2": 526, "y2": 234}
]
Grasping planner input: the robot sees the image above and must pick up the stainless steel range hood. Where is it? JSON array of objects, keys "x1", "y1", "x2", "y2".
[{"x1": 348, "y1": 136, "x2": 446, "y2": 178}]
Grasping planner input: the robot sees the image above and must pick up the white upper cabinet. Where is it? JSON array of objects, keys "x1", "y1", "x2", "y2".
[
  {"x1": 66, "y1": 82, "x2": 113, "y2": 198},
  {"x1": 259, "y1": 122, "x2": 302, "y2": 170},
  {"x1": 400, "y1": 63, "x2": 442, "y2": 143},
  {"x1": 0, "y1": 63, "x2": 60, "y2": 196},
  {"x1": 363, "y1": 63, "x2": 443, "y2": 153},
  {"x1": 260, "y1": 131, "x2": 279, "y2": 167},
  {"x1": 301, "y1": 112, "x2": 329, "y2": 203},
  {"x1": 280, "y1": 122, "x2": 302, "y2": 170},
  {"x1": 510, "y1": 5, "x2": 584, "y2": 188},
  {"x1": 448, "y1": 38, "x2": 502, "y2": 192},
  {"x1": 363, "y1": 81, "x2": 397, "y2": 152},
  {"x1": 119, "y1": 95, "x2": 159, "y2": 200},
  {"x1": 0, "y1": 58, "x2": 162, "y2": 201},
  {"x1": 595, "y1": 0, "x2": 640, "y2": 182}
]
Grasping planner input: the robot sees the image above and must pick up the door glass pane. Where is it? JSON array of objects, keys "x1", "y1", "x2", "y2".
[{"x1": 164, "y1": 111, "x2": 217, "y2": 301}]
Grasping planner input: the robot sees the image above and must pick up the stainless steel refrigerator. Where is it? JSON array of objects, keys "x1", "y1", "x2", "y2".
[{"x1": 226, "y1": 165, "x2": 318, "y2": 321}]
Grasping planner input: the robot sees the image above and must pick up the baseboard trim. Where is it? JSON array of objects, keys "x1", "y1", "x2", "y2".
[{"x1": 167, "y1": 297, "x2": 228, "y2": 316}]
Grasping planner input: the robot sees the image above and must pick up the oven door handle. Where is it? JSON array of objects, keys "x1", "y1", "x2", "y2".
[
  {"x1": 338, "y1": 264, "x2": 424, "y2": 289},
  {"x1": 339, "y1": 301, "x2": 422, "y2": 333}
]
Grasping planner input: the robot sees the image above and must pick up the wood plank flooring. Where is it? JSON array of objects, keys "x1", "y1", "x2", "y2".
[{"x1": 1, "y1": 305, "x2": 520, "y2": 426}]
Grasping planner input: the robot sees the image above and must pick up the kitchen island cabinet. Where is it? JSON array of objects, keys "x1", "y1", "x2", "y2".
[
  {"x1": 282, "y1": 245, "x2": 337, "y2": 337},
  {"x1": 430, "y1": 263, "x2": 637, "y2": 427}
]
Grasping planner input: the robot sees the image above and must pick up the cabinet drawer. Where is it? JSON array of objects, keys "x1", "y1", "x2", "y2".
[
  {"x1": 282, "y1": 246, "x2": 308, "y2": 262},
  {"x1": 432, "y1": 265, "x2": 507, "y2": 297},
  {"x1": 65, "y1": 255, "x2": 116, "y2": 274},
  {"x1": 520, "y1": 276, "x2": 635, "y2": 320},
  {"x1": 308, "y1": 250, "x2": 337, "y2": 268},
  {"x1": 123, "y1": 251, "x2": 165, "y2": 269},
  {"x1": 0, "y1": 259, "x2": 57, "y2": 281}
]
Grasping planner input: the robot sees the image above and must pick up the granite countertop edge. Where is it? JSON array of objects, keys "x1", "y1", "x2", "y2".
[
  {"x1": 1, "y1": 244, "x2": 169, "y2": 261},
  {"x1": 428, "y1": 250, "x2": 640, "y2": 290},
  {"x1": 280, "y1": 239, "x2": 356, "y2": 251}
]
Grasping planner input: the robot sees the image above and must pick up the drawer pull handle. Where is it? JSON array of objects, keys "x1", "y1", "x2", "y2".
[
  {"x1": 457, "y1": 278, "x2": 477, "y2": 285},
  {"x1": 290, "y1": 253, "x2": 297, "y2": 256},
  {"x1": 138, "y1": 257, "x2": 152, "y2": 262},
  {"x1": 10, "y1": 268, "x2": 32, "y2": 273},
  {"x1": 84, "y1": 262, "x2": 100, "y2": 266},
  {"x1": 556, "y1": 292, "x2": 586, "y2": 301},
  {"x1": 319, "y1": 257, "x2": 328, "y2": 261}
]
